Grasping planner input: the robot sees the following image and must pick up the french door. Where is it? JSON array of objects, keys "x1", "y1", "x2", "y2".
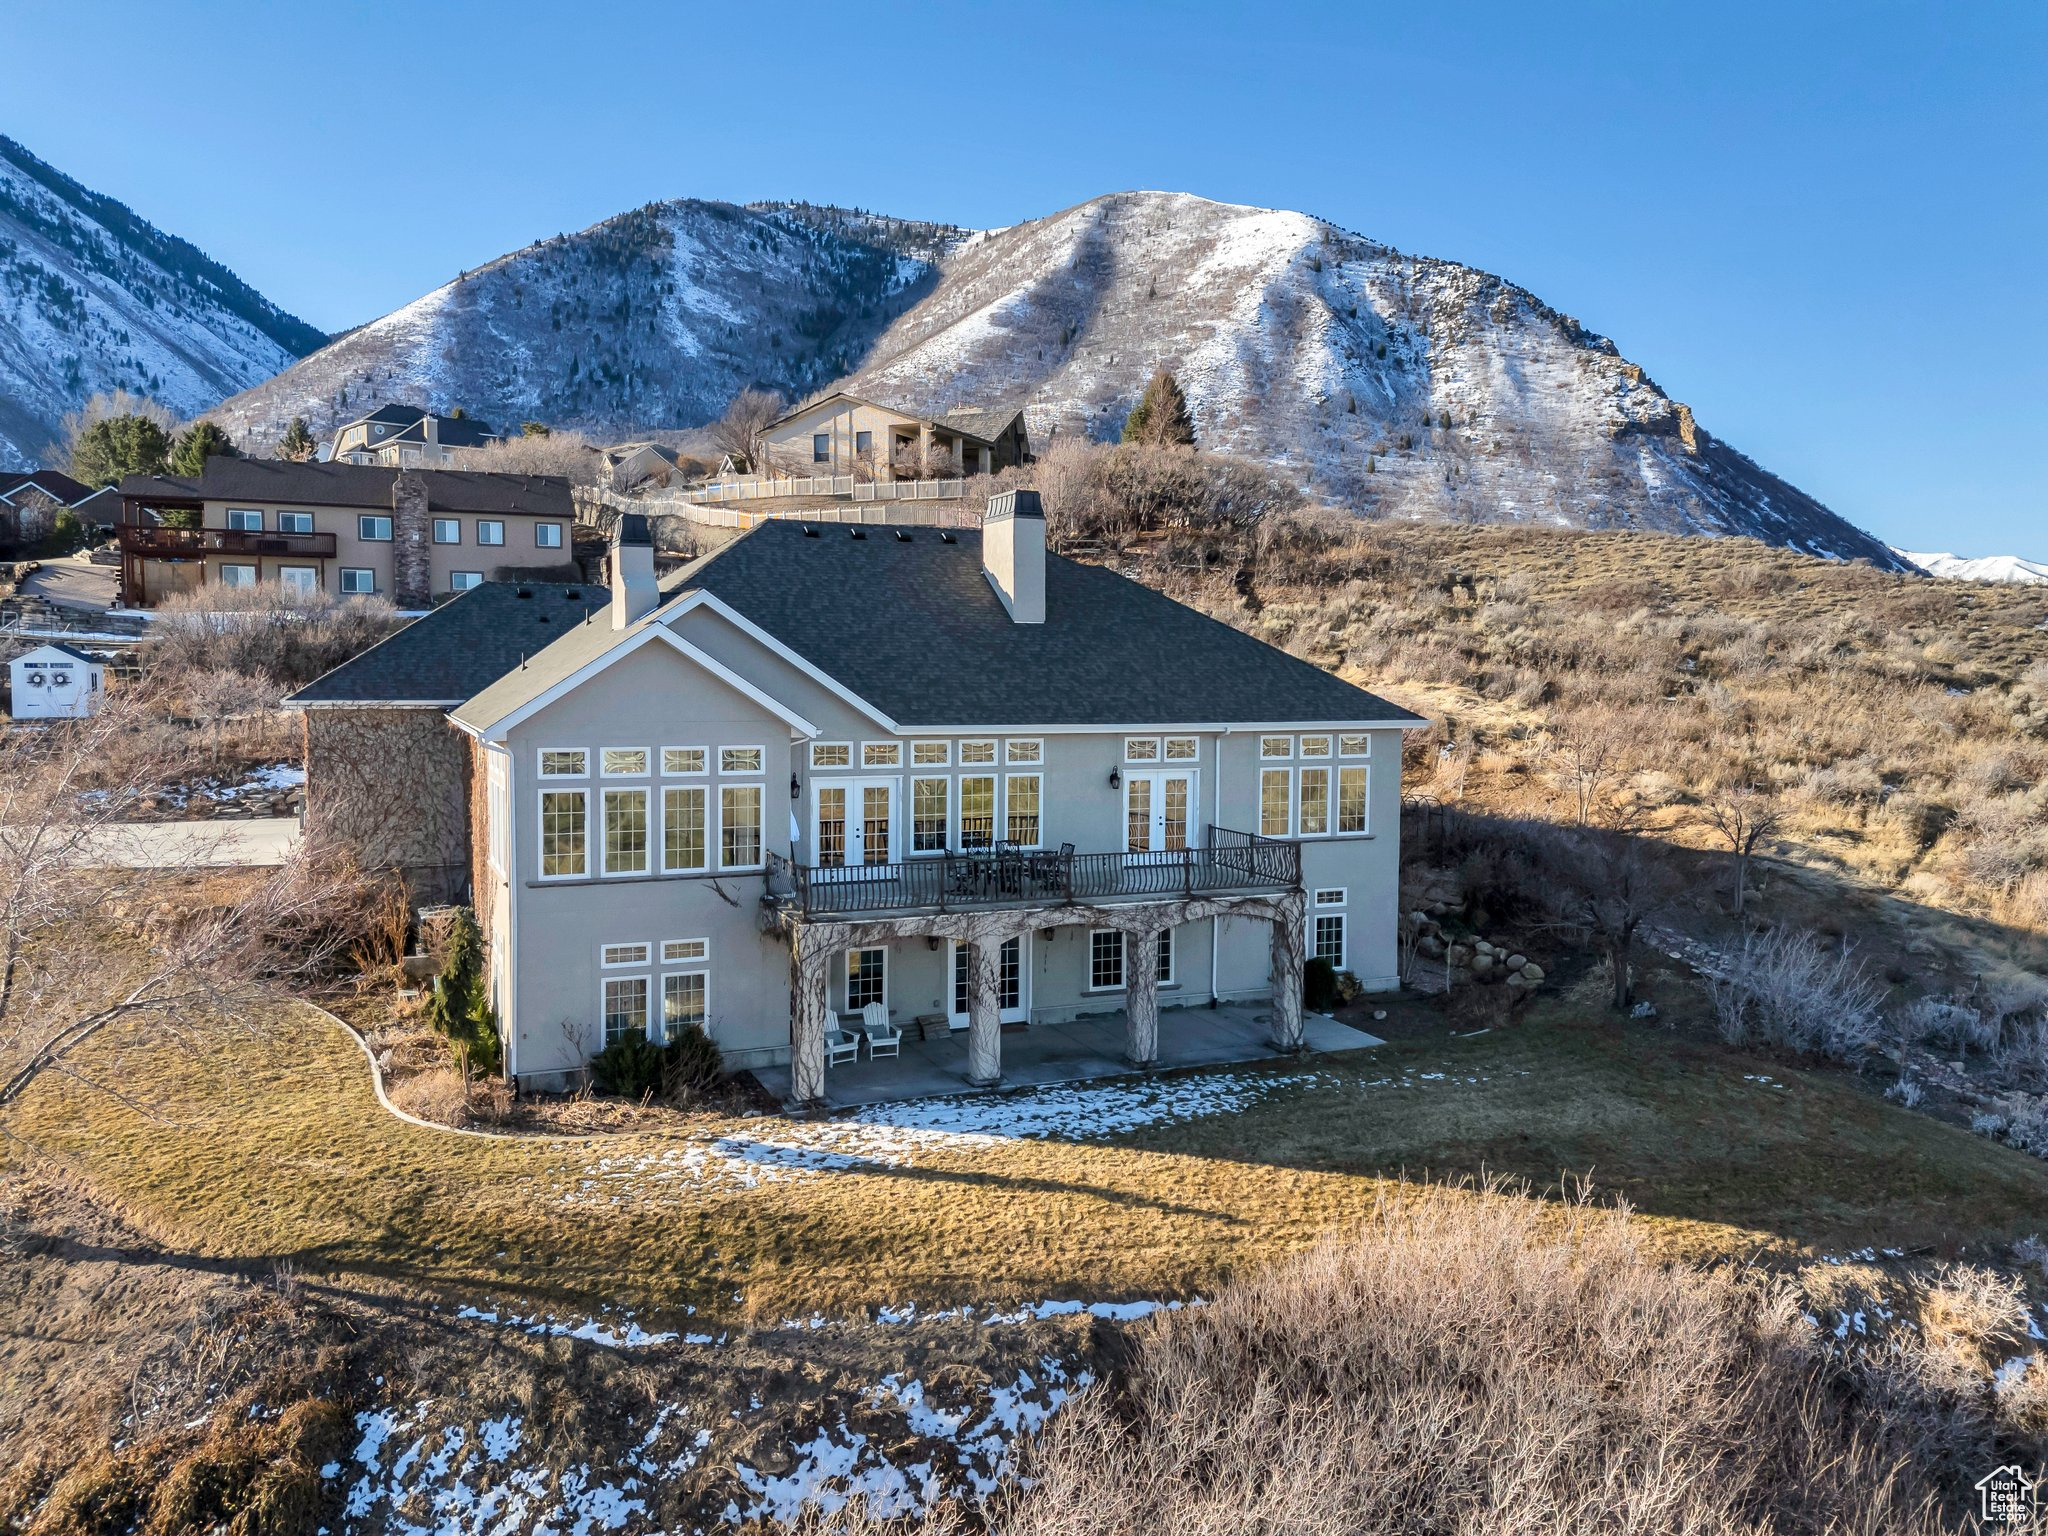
[
  {"x1": 1125, "y1": 771, "x2": 1196, "y2": 857},
  {"x1": 950, "y1": 935, "x2": 1028, "y2": 1027},
  {"x1": 814, "y1": 780, "x2": 894, "y2": 871}
]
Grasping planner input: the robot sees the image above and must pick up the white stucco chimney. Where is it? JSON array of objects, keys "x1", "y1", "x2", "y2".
[
  {"x1": 610, "y1": 512, "x2": 659, "y2": 629},
  {"x1": 981, "y1": 489, "x2": 1045, "y2": 624}
]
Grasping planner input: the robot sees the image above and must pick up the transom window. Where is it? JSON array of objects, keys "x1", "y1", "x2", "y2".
[
  {"x1": 602, "y1": 942, "x2": 650, "y2": 967},
  {"x1": 1339, "y1": 733, "x2": 1372, "y2": 758},
  {"x1": 662, "y1": 747, "x2": 706, "y2": 775},
  {"x1": 862, "y1": 742, "x2": 901, "y2": 768},
  {"x1": 1300, "y1": 735, "x2": 1333, "y2": 758},
  {"x1": 1124, "y1": 737, "x2": 1161, "y2": 762},
  {"x1": 911, "y1": 741, "x2": 949, "y2": 766},
  {"x1": 1314, "y1": 887, "x2": 1348, "y2": 907},
  {"x1": 540, "y1": 748, "x2": 588, "y2": 778},
  {"x1": 811, "y1": 743, "x2": 852, "y2": 769},
  {"x1": 601, "y1": 747, "x2": 648, "y2": 776},
  {"x1": 721, "y1": 746, "x2": 763, "y2": 774},
  {"x1": 959, "y1": 739, "x2": 997, "y2": 765},
  {"x1": 1164, "y1": 737, "x2": 1199, "y2": 761},
  {"x1": 662, "y1": 938, "x2": 708, "y2": 963},
  {"x1": 1006, "y1": 739, "x2": 1042, "y2": 765},
  {"x1": 1259, "y1": 736, "x2": 1292, "y2": 760},
  {"x1": 663, "y1": 785, "x2": 707, "y2": 872}
]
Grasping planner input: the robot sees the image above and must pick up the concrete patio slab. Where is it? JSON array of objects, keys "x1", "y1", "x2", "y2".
[{"x1": 750, "y1": 1003, "x2": 1383, "y2": 1109}]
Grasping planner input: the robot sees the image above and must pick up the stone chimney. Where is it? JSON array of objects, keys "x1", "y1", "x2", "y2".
[
  {"x1": 390, "y1": 469, "x2": 431, "y2": 610},
  {"x1": 981, "y1": 489, "x2": 1045, "y2": 624},
  {"x1": 610, "y1": 512, "x2": 658, "y2": 629}
]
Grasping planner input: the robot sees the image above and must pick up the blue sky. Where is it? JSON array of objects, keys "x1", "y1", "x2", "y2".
[{"x1": 6, "y1": 0, "x2": 2042, "y2": 554}]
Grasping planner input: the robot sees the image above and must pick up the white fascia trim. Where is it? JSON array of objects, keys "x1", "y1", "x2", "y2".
[
  {"x1": 896, "y1": 719, "x2": 1429, "y2": 734},
  {"x1": 472, "y1": 624, "x2": 821, "y2": 743},
  {"x1": 290, "y1": 699, "x2": 463, "y2": 711},
  {"x1": 654, "y1": 589, "x2": 900, "y2": 731}
]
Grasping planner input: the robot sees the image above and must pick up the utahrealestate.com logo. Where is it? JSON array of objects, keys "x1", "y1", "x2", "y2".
[{"x1": 1978, "y1": 1466, "x2": 2041, "y2": 1526}]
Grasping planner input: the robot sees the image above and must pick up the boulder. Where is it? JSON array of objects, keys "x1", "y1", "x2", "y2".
[
  {"x1": 1519, "y1": 963, "x2": 1545, "y2": 984},
  {"x1": 1506, "y1": 953, "x2": 1528, "y2": 971},
  {"x1": 1418, "y1": 936, "x2": 1445, "y2": 958},
  {"x1": 1470, "y1": 952, "x2": 1495, "y2": 976},
  {"x1": 1446, "y1": 944, "x2": 1472, "y2": 968}
]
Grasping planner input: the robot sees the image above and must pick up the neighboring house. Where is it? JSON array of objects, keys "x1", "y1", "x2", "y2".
[
  {"x1": 115, "y1": 460, "x2": 575, "y2": 609},
  {"x1": 8, "y1": 643, "x2": 103, "y2": 719},
  {"x1": 602, "y1": 442, "x2": 682, "y2": 491},
  {"x1": 0, "y1": 470, "x2": 100, "y2": 546},
  {"x1": 760, "y1": 393, "x2": 1030, "y2": 481},
  {"x1": 326, "y1": 404, "x2": 503, "y2": 467},
  {"x1": 287, "y1": 491, "x2": 1424, "y2": 1101}
]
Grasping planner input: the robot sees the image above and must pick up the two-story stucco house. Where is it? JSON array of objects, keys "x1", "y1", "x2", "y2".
[
  {"x1": 760, "y1": 393, "x2": 1030, "y2": 481},
  {"x1": 117, "y1": 460, "x2": 575, "y2": 609},
  {"x1": 288, "y1": 492, "x2": 1424, "y2": 1104}
]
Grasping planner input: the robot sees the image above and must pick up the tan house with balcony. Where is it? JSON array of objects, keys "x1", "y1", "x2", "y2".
[
  {"x1": 117, "y1": 460, "x2": 574, "y2": 609},
  {"x1": 326, "y1": 404, "x2": 503, "y2": 467},
  {"x1": 760, "y1": 393, "x2": 1030, "y2": 481}
]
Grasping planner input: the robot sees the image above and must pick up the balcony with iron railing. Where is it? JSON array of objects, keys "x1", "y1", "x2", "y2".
[
  {"x1": 117, "y1": 525, "x2": 338, "y2": 559},
  {"x1": 767, "y1": 826, "x2": 1301, "y2": 921}
]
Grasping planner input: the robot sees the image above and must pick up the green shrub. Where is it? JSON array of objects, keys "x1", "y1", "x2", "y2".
[
  {"x1": 427, "y1": 910, "x2": 501, "y2": 1077},
  {"x1": 589, "y1": 1024, "x2": 726, "y2": 1103},
  {"x1": 1303, "y1": 956, "x2": 1341, "y2": 1013}
]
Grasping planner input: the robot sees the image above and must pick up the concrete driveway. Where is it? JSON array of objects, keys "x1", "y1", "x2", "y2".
[
  {"x1": 84, "y1": 818, "x2": 300, "y2": 868},
  {"x1": 19, "y1": 556, "x2": 119, "y2": 612}
]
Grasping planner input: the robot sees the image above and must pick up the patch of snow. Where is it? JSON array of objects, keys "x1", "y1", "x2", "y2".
[{"x1": 1895, "y1": 549, "x2": 2048, "y2": 585}]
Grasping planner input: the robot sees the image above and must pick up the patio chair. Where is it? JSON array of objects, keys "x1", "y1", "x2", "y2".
[
  {"x1": 859, "y1": 1001, "x2": 902, "y2": 1059},
  {"x1": 825, "y1": 1020, "x2": 862, "y2": 1067}
]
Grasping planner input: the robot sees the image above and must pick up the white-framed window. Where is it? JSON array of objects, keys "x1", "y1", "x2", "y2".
[
  {"x1": 217, "y1": 563, "x2": 257, "y2": 588},
  {"x1": 662, "y1": 938, "x2": 709, "y2": 963},
  {"x1": 1005, "y1": 773, "x2": 1042, "y2": 847},
  {"x1": 1298, "y1": 766, "x2": 1331, "y2": 837},
  {"x1": 847, "y1": 947, "x2": 886, "y2": 1011},
  {"x1": 1156, "y1": 928, "x2": 1176, "y2": 985},
  {"x1": 601, "y1": 747, "x2": 649, "y2": 776},
  {"x1": 1006, "y1": 738, "x2": 1043, "y2": 765},
  {"x1": 477, "y1": 520, "x2": 506, "y2": 545},
  {"x1": 661, "y1": 970, "x2": 708, "y2": 1041},
  {"x1": 1089, "y1": 929, "x2": 1130, "y2": 991},
  {"x1": 862, "y1": 742, "x2": 901, "y2": 768},
  {"x1": 602, "y1": 787, "x2": 649, "y2": 875},
  {"x1": 1124, "y1": 736, "x2": 1161, "y2": 763},
  {"x1": 958, "y1": 774, "x2": 996, "y2": 849},
  {"x1": 340, "y1": 568, "x2": 376, "y2": 594},
  {"x1": 601, "y1": 941, "x2": 651, "y2": 968},
  {"x1": 721, "y1": 746, "x2": 764, "y2": 774},
  {"x1": 1314, "y1": 887, "x2": 1347, "y2": 907},
  {"x1": 662, "y1": 785, "x2": 708, "y2": 872},
  {"x1": 1314, "y1": 913, "x2": 1347, "y2": 969},
  {"x1": 1300, "y1": 734, "x2": 1333, "y2": 759},
  {"x1": 1337, "y1": 765, "x2": 1369, "y2": 835},
  {"x1": 1260, "y1": 768, "x2": 1292, "y2": 838},
  {"x1": 535, "y1": 523, "x2": 563, "y2": 549},
  {"x1": 1164, "y1": 736, "x2": 1199, "y2": 761},
  {"x1": 539, "y1": 747, "x2": 588, "y2": 778},
  {"x1": 911, "y1": 741, "x2": 949, "y2": 766},
  {"x1": 720, "y1": 783, "x2": 763, "y2": 869},
  {"x1": 226, "y1": 508, "x2": 262, "y2": 532},
  {"x1": 603, "y1": 975, "x2": 649, "y2": 1045},
  {"x1": 1259, "y1": 735, "x2": 1292, "y2": 760},
  {"x1": 433, "y1": 518, "x2": 461, "y2": 544},
  {"x1": 278, "y1": 510, "x2": 314, "y2": 535},
  {"x1": 450, "y1": 571, "x2": 482, "y2": 591},
  {"x1": 813, "y1": 433, "x2": 831, "y2": 463},
  {"x1": 539, "y1": 788, "x2": 589, "y2": 878},
  {"x1": 1339, "y1": 733, "x2": 1372, "y2": 758},
  {"x1": 811, "y1": 742, "x2": 852, "y2": 769},
  {"x1": 855, "y1": 429, "x2": 873, "y2": 454},
  {"x1": 958, "y1": 739, "x2": 997, "y2": 765},
  {"x1": 486, "y1": 751, "x2": 510, "y2": 876},
  {"x1": 662, "y1": 746, "x2": 706, "y2": 775},
  {"x1": 358, "y1": 514, "x2": 393, "y2": 541},
  {"x1": 912, "y1": 777, "x2": 949, "y2": 853}
]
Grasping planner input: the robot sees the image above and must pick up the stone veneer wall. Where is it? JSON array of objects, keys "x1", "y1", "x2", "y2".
[
  {"x1": 302, "y1": 706, "x2": 472, "y2": 904},
  {"x1": 390, "y1": 470, "x2": 431, "y2": 609}
]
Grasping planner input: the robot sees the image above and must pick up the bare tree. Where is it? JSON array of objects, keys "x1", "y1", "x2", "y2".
[
  {"x1": 51, "y1": 388, "x2": 178, "y2": 467},
  {"x1": 1697, "y1": 778, "x2": 1784, "y2": 915},
  {"x1": 1547, "y1": 709, "x2": 1636, "y2": 826},
  {"x1": 705, "y1": 389, "x2": 784, "y2": 475},
  {"x1": 447, "y1": 431, "x2": 603, "y2": 485},
  {"x1": 1532, "y1": 811, "x2": 1681, "y2": 1011}
]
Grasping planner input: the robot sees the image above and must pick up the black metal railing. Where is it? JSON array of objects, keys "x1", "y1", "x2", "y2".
[{"x1": 768, "y1": 826, "x2": 1300, "y2": 919}]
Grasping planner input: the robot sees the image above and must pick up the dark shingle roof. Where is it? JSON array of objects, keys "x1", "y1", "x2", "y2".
[
  {"x1": 935, "y1": 408, "x2": 1024, "y2": 446},
  {"x1": 287, "y1": 582, "x2": 609, "y2": 705},
  {"x1": 676, "y1": 521, "x2": 1419, "y2": 727},
  {"x1": 119, "y1": 460, "x2": 572, "y2": 518},
  {"x1": 0, "y1": 469, "x2": 92, "y2": 505}
]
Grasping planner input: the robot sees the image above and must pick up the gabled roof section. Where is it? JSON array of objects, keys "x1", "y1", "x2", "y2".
[
  {"x1": 665, "y1": 521, "x2": 1423, "y2": 729},
  {"x1": 119, "y1": 460, "x2": 572, "y2": 517},
  {"x1": 768, "y1": 391, "x2": 1001, "y2": 446},
  {"x1": 935, "y1": 407, "x2": 1024, "y2": 445},
  {"x1": 0, "y1": 469, "x2": 92, "y2": 505},
  {"x1": 12, "y1": 642, "x2": 96, "y2": 663},
  {"x1": 286, "y1": 582, "x2": 608, "y2": 706}
]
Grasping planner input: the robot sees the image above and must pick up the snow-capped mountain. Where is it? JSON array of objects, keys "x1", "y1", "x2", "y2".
[
  {"x1": 0, "y1": 135, "x2": 324, "y2": 470},
  {"x1": 207, "y1": 201, "x2": 960, "y2": 450},
  {"x1": 842, "y1": 191, "x2": 1902, "y2": 568},
  {"x1": 1895, "y1": 549, "x2": 2048, "y2": 585}
]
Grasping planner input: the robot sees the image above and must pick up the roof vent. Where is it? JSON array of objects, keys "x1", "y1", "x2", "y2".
[
  {"x1": 849, "y1": 527, "x2": 865, "y2": 540},
  {"x1": 938, "y1": 530, "x2": 957, "y2": 544},
  {"x1": 563, "y1": 588, "x2": 581, "y2": 599},
  {"x1": 515, "y1": 587, "x2": 533, "y2": 599},
  {"x1": 894, "y1": 529, "x2": 911, "y2": 541},
  {"x1": 801, "y1": 525, "x2": 818, "y2": 537}
]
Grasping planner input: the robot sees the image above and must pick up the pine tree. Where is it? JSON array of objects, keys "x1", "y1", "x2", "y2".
[
  {"x1": 167, "y1": 420, "x2": 239, "y2": 476},
  {"x1": 70, "y1": 415, "x2": 171, "y2": 487},
  {"x1": 276, "y1": 417, "x2": 316, "y2": 462},
  {"x1": 1122, "y1": 368, "x2": 1196, "y2": 448}
]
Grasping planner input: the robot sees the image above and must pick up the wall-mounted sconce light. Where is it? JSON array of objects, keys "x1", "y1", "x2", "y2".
[
  {"x1": 790, "y1": 773, "x2": 801, "y2": 800},
  {"x1": 1108, "y1": 766, "x2": 1122, "y2": 790}
]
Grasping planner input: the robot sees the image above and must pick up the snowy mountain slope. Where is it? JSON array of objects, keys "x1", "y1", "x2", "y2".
[
  {"x1": 0, "y1": 135, "x2": 324, "y2": 470},
  {"x1": 839, "y1": 191, "x2": 1902, "y2": 568},
  {"x1": 1895, "y1": 549, "x2": 2048, "y2": 585},
  {"x1": 208, "y1": 201, "x2": 960, "y2": 450}
]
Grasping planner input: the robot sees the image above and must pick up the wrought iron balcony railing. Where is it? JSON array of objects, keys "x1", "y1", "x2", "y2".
[{"x1": 767, "y1": 826, "x2": 1299, "y2": 920}]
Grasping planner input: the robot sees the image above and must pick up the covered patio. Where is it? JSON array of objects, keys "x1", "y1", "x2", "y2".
[{"x1": 750, "y1": 1003, "x2": 1383, "y2": 1111}]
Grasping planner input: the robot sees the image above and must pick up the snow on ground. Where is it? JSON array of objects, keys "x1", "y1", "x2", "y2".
[
  {"x1": 557, "y1": 1070, "x2": 1335, "y2": 1208},
  {"x1": 451, "y1": 1303, "x2": 709, "y2": 1349},
  {"x1": 1895, "y1": 548, "x2": 2048, "y2": 585}
]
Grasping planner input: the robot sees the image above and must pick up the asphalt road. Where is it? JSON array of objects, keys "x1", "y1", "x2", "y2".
[{"x1": 83, "y1": 818, "x2": 300, "y2": 868}]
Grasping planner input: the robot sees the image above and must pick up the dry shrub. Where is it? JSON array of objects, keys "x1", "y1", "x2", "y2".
[
  {"x1": 1709, "y1": 925, "x2": 1885, "y2": 1062},
  {"x1": 811, "y1": 1184, "x2": 1968, "y2": 1536},
  {"x1": 448, "y1": 430, "x2": 603, "y2": 485},
  {"x1": 143, "y1": 583, "x2": 403, "y2": 689},
  {"x1": 388, "y1": 1065, "x2": 510, "y2": 1129}
]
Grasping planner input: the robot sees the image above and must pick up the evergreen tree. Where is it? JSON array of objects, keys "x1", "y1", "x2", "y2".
[
  {"x1": 1122, "y1": 368, "x2": 1196, "y2": 448},
  {"x1": 69, "y1": 415, "x2": 171, "y2": 487},
  {"x1": 276, "y1": 417, "x2": 316, "y2": 462},
  {"x1": 167, "y1": 420, "x2": 240, "y2": 476},
  {"x1": 427, "y1": 909, "x2": 501, "y2": 1078},
  {"x1": 520, "y1": 421, "x2": 551, "y2": 437}
]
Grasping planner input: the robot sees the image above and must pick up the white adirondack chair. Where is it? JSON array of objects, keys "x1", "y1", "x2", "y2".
[
  {"x1": 824, "y1": 1019, "x2": 862, "y2": 1067},
  {"x1": 860, "y1": 1001, "x2": 901, "y2": 1059}
]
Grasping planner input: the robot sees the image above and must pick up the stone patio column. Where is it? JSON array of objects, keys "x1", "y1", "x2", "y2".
[
  {"x1": 965, "y1": 938, "x2": 1003, "y2": 1088},
  {"x1": 789, "y1": 927, "x2": 832, "y2": 1106},
  {"x1": 1123, "y1": 924, "x2": 1162, "y2": 1068},
  {"x1": 1267, "y1": 893, "x2": 1307, "y2": 1052}
]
